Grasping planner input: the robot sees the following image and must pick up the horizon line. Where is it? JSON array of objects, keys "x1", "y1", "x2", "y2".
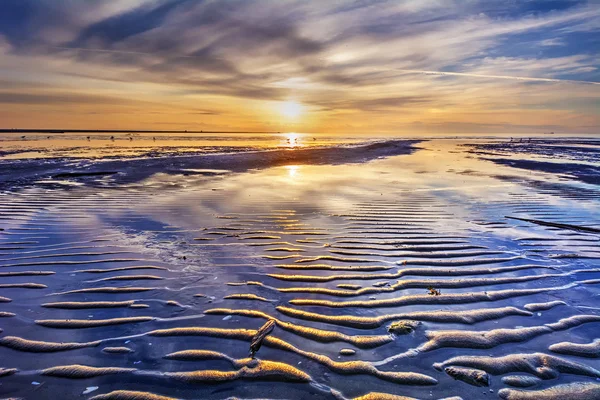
[{"x1": 0, "y1": 129, "x2": 284, "y2": 134}]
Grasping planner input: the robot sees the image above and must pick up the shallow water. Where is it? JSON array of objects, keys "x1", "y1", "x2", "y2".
[
  {"x1": 0, "y1": 139, "x2": 599, "y2": 399},
  {"x1": 0, "y1": 131, "x2": 376, "y2": 160},
  {"x1": 2, "y1": 131, "x2": 597, "y2": 160}
]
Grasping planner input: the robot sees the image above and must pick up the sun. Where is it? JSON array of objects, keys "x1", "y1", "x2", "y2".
[{"x1": 280, "y1": 101, "x2": 303, "y2": 118}]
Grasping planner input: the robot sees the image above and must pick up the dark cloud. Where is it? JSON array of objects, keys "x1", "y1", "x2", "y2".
[
  {"x1": 72, "y1": 0, "x2": 195, "y2": 47},
  {"x1": 14, "y1": 0, "x2": 324, "y2": 102},
  {"x1": 66, "y1": 0, "x2": 322, "y2": 59},
  {"x1": 0, "y1": 91, "x2": 140, "y2": 105},
  {"x1": 0, "y1": 0, "x2": 113, "y2": 47}
]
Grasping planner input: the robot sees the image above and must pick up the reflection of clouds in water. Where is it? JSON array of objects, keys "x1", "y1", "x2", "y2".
[
  {"x1": 68, "y1": 139, "x2": 599, "y2": 259},
  {"x1": 2, "y1": 138, "x2": 599, "y2": 398}
]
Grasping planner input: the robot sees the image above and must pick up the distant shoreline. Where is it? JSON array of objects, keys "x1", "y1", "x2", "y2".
[
  {"x1": 0, "y1": 139, "x2": 421, "y2": 188},
  {"x1": 0, "y1": 129, "x2": 282, "y2": 134}
]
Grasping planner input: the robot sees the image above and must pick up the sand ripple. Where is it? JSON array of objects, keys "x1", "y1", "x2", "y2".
[{"x1": 1, "y1": 151, "x2": 599, "y2": 398}]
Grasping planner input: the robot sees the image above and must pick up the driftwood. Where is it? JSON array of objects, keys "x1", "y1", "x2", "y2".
[
  {"x1": 250, "y1": 319, "x2": 275, "y2": 358},
  {"x1": 427, "y1": 286, "x2": 441, "y2": 296},
  {"x1": 506, "y1": 216, "x2": 600, "y2": 234}
]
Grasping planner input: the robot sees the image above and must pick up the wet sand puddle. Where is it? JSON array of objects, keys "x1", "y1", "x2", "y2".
[{"x1": 0, "y1": 139, "x2": 599, "y2": 399}]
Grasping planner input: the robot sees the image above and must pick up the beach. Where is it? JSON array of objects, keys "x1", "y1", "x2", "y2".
[{"x1": 0, "y1": 135, "x2": 599, "y2": 399}]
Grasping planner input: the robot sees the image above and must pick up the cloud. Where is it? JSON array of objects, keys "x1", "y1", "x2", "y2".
[
  {"x1": 393, "y1": 67, "x2": 599, "y2": 85},
  {"x1": 0, "y1": 91, "x2": 138, "y2": 105},
  {"x1": 541, "y1": 38, "x2": 567, "y2": 46},
  {"x1": 0, "y1": 0, "x2": 598, "y2": 132},
  {"x1": 310, "y1": 95, "x2": 433, "y2": 112}
]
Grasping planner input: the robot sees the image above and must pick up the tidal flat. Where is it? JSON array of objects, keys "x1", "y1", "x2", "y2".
[{"x1": 0, "y1": 135, "x2": 599, "y2": 399}]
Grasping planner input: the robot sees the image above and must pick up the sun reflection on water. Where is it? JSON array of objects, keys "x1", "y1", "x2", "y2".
[
  {"x1": 285, "y1": 165, "x2": 300, "y2": 179},
  {"x1": 283, "y1": 132, "x2": 301, "y2": 148}
]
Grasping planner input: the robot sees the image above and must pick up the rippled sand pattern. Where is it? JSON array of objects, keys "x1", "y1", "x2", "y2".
[{"x1": 0, "y1": 140, "x2": 599, "y2": 399}]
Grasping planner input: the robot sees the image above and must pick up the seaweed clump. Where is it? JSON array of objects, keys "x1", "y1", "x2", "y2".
[
  {"x1": 427, "y1": 286, "x2": 441, "y2": 296},
  {"x1": 388, "y1": 320, "x2": 420, "y2": 335}
]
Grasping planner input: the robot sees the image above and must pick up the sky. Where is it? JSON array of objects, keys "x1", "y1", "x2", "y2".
[{"x1": 0, "y1": 0, "x2": 598, "y2": 134}]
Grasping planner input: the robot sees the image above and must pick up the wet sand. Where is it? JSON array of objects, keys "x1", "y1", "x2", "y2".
[{"x1": 0, "y1": 137, "x2": 599, "y2": 399}]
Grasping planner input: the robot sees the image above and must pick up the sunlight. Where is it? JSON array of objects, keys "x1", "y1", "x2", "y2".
[
  {"x1": 2, "y1": 1, "x2": 598, "y2": 398},
  {"x1": 284, "y1": 132, "x2": 301, "y2": 148},
  {"x1": 280, "y1": 101, "x2": 303, "y2": 119},
  {"x1": 285, "y1": 165, "x2": 299, "y2": 179}
]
